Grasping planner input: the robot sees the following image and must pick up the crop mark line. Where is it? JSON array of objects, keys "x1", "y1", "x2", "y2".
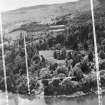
[
  {"x1": 23, "y1": 32, "x2": 30, "y2": 94},
  {"x1": 90, "y1": 0, "x2": 103, "y2": 105},
  {"x1": 0, "y1": 14, "x2": 9, "y2": 105}
]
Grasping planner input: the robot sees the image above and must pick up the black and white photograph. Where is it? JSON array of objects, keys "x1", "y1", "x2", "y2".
[{"x1": 0, "y1": 0, "x2": 105, "y2": 105}]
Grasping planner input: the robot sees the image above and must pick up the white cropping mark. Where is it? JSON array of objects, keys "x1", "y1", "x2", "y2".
[
  {"x1": 90, "y1": 0, "x2": 103, "y2": 105},
  {"x1": 23, "y1": 32, "x2": 30, "y2": 94},
  {"x1": 0, "y1": 14, "x2": 9, "y2": 105}
]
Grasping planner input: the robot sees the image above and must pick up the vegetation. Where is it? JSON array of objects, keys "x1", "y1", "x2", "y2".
[{"x1": 1, "y1": 2, "x2": 105, "y2": 96}]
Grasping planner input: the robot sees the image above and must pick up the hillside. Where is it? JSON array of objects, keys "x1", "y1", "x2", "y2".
[{"x1": 2, "y1": 0, "x2": 100, "y2": 33}]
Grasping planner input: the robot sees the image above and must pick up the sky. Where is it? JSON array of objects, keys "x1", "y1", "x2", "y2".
[{"x1": 0, "y1": 0, "x2": 79, "y2": 12}]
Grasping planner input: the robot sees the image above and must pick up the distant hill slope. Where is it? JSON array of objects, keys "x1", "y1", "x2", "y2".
[{"x1": 2, "y1": 0, "x2": 100, "y2": 33}]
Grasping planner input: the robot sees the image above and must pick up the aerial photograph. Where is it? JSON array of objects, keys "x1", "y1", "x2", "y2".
[{"x1": 0, "y1": 0, "x2": 105, "y2": 105}]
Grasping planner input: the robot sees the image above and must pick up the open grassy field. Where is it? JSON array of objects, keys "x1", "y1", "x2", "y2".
[
  {"x1": 39, "y1": 50, "x2": 65, "y2": 64},
  {"x1": 1, "y1": 0, "x2": 100, "y2": 34}
]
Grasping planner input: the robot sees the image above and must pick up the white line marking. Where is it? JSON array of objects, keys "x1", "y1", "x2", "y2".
[
  {"x1": 0, "y1": 14, "x2": 9, "y2": 105},
  {"x1": 90, "y1": 0, "x2": 103, "y2": 105},
  {"x1": 23, "y1": 32, "x2": 30, "y2": 94}
]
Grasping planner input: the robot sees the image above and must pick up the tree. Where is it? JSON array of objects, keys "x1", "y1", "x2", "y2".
[
  {"x1": 88, "y1": 51, "x2": 93, "y2": 62},
  {"x1": 99, "y1": 49, "x2": 105, "y2": 59},
  {"x1": 56, "y1": 34, "x2": 65, "y2": 45},
  {"x1": 60, "y1": 47, "x2": 66, "y2": 59},
  {"x1": 101, "y1": 39, "x2": 105, "y2": 46}
]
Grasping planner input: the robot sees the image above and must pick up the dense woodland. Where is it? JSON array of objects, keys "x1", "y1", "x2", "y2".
[{"x1": 0, "y1": 6, "x2": 105, "y2": 96}]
